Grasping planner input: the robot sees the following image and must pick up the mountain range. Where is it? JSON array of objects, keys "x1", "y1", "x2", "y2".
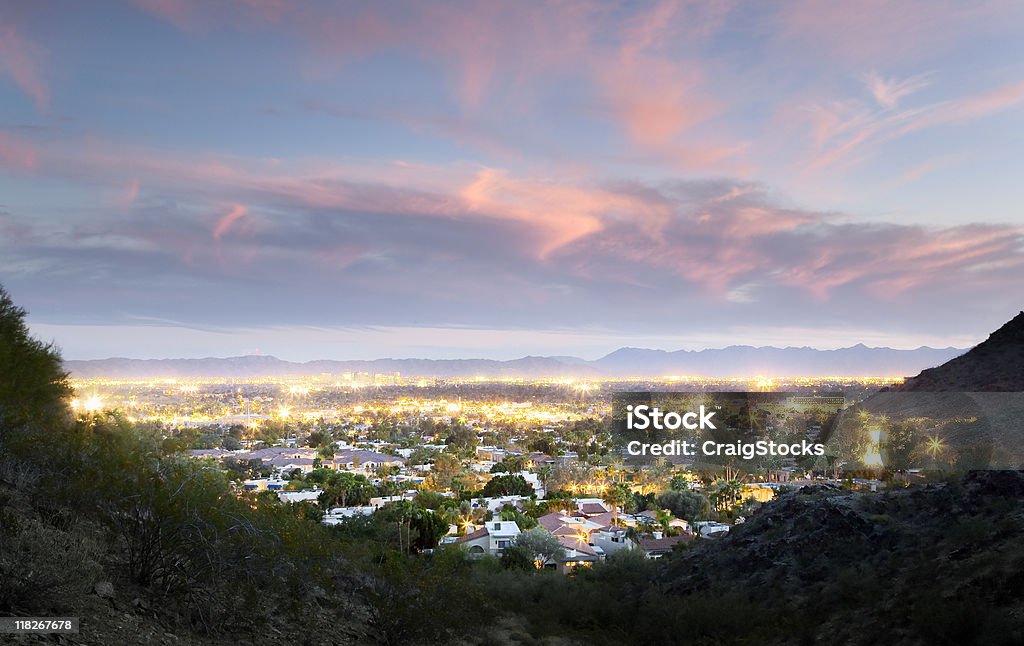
[{"x1": 63, "y1": 344, "x2": 966, "y2": 379}]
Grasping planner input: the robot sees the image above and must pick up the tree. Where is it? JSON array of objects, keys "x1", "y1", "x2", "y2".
[
  {"x1": 514, "y1": 527, "x2": 565, "y2": 566},
  {"x1": 708, "y1": 479, "x2": 743, "y2": 512},
  {"x1": 306, "y1": 429, "x2": 331, "y2": 448},
  {"x1": 407, "y1": 446, "x2": 440, "y2": 466},
  {"x1": 413, "y1": 490, "x2": 447, "y2": 510},
  {"x1": 444, "y1": 424, "x2": 479, "y2": 457},
  {"x1": 375, "y1": 500, "x2": 446, "y2": 554},
  {"x1": 603, "y1": 482, "x2": 633, "y2": 525},
  {"x1": 426, "y1": 452, "x2": 463, "y2": 491},
  {"x1": 669, "y1": 475, "x2": 692, "y2": 492},
  {"x1": 883, "y1": 419, "x2": 923, "y2": 471},
  {"x1": 321, "y1": 472, "x2": 376, "y2": 508},
  {"x1": 317, "y1": 443, "x2": 336, "y2": 460},
  {"x1": 526, "y1": 435, "x2": 557, "y2": 457},
  {"x1": 409, "y1": 508, "x2": 449, "y2": 552},
  {"x1": 656, "y1": 489, "x2": 711, "y2": 522},
  {"x1": 0, "y1": 285, "x2": 71, "y2": 430},
  {"x1": 499, "y1": 504, "x2": 538, "y2": 530},
  {"x1": 481, "y1": 474, "x2": 534, "y2": 497},
  {"x1": 500, "y1": 544, "x2": 535, "y2": 571}
]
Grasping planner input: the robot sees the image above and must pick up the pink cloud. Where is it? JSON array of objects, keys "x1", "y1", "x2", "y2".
[
  {"x1": 599, "y1": 56, "x2": 718, "y2": 146},
  {"x1": 0, "y1": 22, "x2": 48, "y2": 110},
  {"x1": 212, "y1": 203, "x2": 248, "y2": 240},
  {"x1": 461, "y1": 168, "x2": 624, "y2": 258},
  {"x1": 0, "y1": 132, "x2": 38, "y2": 170},
  {"x1": 14, "y1": 133, "x2": 1024, "y2": 306},
  {"x1": 595, "y1": 1, "x2": 724, "y2": 148},
  {"x1": 114, "y1": 178, "x2": 141, "y2": 209}
]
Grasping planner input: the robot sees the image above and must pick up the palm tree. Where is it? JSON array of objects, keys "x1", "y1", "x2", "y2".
[
  {"x1": 655, "y1": 508, "x2": 673, "y2": 534},
  {"x1": 603, "y1": 482, "x2": 632, "y2": 526}
]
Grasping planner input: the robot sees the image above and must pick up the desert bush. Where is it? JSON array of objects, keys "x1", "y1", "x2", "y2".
[{"x1": 0, "y1": 512, "x2": 102, "y2": 612}]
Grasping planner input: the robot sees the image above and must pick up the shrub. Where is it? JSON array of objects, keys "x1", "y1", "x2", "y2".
[{"x1": 0, "y1": 513, "x2": 102, "y2": 613}]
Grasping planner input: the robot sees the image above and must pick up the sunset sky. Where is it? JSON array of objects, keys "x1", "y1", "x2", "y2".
[{"x1": 3, "y1": 1, "x2": 1024, "y2": 360}]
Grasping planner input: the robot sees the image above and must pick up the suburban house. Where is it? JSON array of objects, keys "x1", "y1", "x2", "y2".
[
  {"x1": 276, "y1": 489, "x2": 322, "y2": 503},
  {"x1": 266, "y1": 456, "x2": 317, "y2": 474},
  {"x1": 536, "y1": 511, "x2": 610, "y2": 571},
  {"x1": 239, "y1": 447, "x2": 317, "y2": 462},
  {"x1": 537, "y1": 511, "x2": 604, "y2": 540},
  {"x1": 636, "y1": 509, "x2": 691, "y2": 532},
  {"x1": 636, "y1": 532, "x2": 694, "y2": 559},
  {"x1": 456, "y1": 520, "x2": 522, "y2": 557},
  {"x1": 526, "y1": 452, "x2": 556, "y2": 467},
  {"x1": 576, "y1": 500, "x2": 611, "y2": 517},
  {"x1": 330, "y1": 450, "x2": 404, "y2": 472},
  {"x1": 591, "y1": 524, "x2": 633, "y2": 556},
  {"x1": 554, "y1": 535, "x2": 601, "y2": 573},
  {"x1": 187, "y1": 448, "x2": 235, "y2": 459},
  {"x1": 477, "y1": 495, "x2": 531, "y2": 513},
  {"x1": 240, "y1": 478, "x2": 289, "y2": 492},
  {"x1": 693, "y1": 521, "x2": 731, "y2": 538}
]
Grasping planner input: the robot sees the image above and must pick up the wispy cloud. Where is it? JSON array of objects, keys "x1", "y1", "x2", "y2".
[
  {"x1": 212, "y1": 203, "x2": 248, "y2": 241},
  {"x1": 863, "y1": 71, "x2": 932, "y2": 109},
  {"x1": 800, "y1": 77, "x2": 1024, "y2": 171},
  {"x1": 0, "y1": 20, "x2": 47, "y2": 110}
]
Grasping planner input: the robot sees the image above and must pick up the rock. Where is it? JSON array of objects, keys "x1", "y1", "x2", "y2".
[{"x1": 94, "y1": 581, "x2": 115, "y2": 599}]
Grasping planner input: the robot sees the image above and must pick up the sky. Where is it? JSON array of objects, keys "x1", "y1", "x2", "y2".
[{"x1": 2, "y1": 0, "x2": 1024, "y2": 361}]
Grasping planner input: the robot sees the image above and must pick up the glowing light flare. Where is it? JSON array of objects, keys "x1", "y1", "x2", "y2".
[{"x1": 863, "y1": 426, "x2": 884, "y2": 467}]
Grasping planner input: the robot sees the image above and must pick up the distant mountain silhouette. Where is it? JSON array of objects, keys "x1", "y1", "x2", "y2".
[
  {"x1": 892, "y1": 311, "x2": 1024, "y2": 391},
  {"x1": 64, "y1": 344, "x2": 965, "y2": 379}
]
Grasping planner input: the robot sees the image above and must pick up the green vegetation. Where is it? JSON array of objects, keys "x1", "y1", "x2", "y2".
[{"x1": 480, "y1": 473, "x2": 534, "y2": 497}]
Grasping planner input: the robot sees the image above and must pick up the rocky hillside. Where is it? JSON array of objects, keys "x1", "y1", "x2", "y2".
[
  {"x1": 660, "y1": 472, "x2": 1024, "y2": 644},
  {"x1": 893, "y1": 311, "x2": 1024, "y2": 391}
]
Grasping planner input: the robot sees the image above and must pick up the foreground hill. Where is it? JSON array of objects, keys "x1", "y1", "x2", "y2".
[
  {"x1": 853, "y1": 311, "x2": 1024, "y2": 469},
  {"x1": 63, "y1": 344, "x2": 965, "y2": 379},
  {"x1": 657, "y1": 472, "x2": 1024, "y2": 644},
  {"x1": 893, "y1": 311, "x2": 1024, "y2": 391}
]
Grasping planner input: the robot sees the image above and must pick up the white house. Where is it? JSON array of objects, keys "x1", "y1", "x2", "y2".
[
  {"x1": 455, "y1": 520, "x2": 522, "y2": 557},
  {"x1": 591, "y1": 525, "x2": 634, "y2": 556},
  {"x1": 276, "y1": 489, "x2": 322, "y2": 503},
  {"x1": 694, "y1": 521, "x2": 731, "y2": 538}
]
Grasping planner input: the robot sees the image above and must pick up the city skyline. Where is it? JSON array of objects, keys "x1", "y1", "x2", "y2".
[{"x1": 3, "y1": 1, "x2": 1024, "y2": 359}]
